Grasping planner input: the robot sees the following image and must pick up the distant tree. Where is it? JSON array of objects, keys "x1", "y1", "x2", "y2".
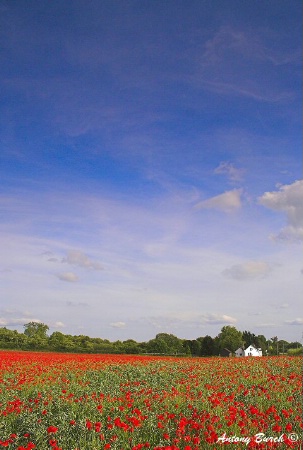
[
  {"x1": 242, "y1": 331, "x2": 267, "y2": 354},
  {"x1": 287, "y1": 347, "x2": 303, "y2": 356},
  {"x1": 217, "y1": 326, "x2": 243, "y2": 353},
  {"x1": 113, "y1": 340, "x2": 127, "y2": 354},
  {"x1": 200, "y1": 335, "x2": 215, "y2": 356},
  {"x1": 0, "y1": 327, "x2": 18, "y2": 348},
  {"x1": 24, "y1": 322, "x2": 49, "y2": 339},
  {"x1": 138, "y1": 341, "x2": 148, "y2": 353},
  {"x1": 287, "y1": 341, "x2": 302, "y2": 350},
  {"x1": 256, "y1": 334, "x2": 267, "y2": 354},
  {"x1": 146, "y1": 338, "x2": 169, "y2": 354},
  {"x1": 0, "y1": 327, "x2": 29, "y2": 349},
  {"x1": 72, "y1": 334, "x2": 95, "y2": 352},
  {"x1": 278, "y1": 339, "x2": 289, "y2": 354},
  {"x1": 23, "y1": 322, "x2": 49, "y2": 349},
  {"x1": 243, "y1": 330, "x2": 257, "y2": 347},
  {"x1": 49, "y1": 332, "x2": 75, "y2": 351},
  {"x1": 122, "y1": 339, "x2": 140, "y2": 354},
  {"x1": 155, "y1": 333, "x2": 184, "y2": 354},
  {"x1": 270, "y1": 336, "x2": 279, "y2": 355},
  {"x1": 0, "y1": 321, "x2": 279, "y2": 356},
  {"x1": 184, "y1": 339, "x2": 201, "y2": 356}
]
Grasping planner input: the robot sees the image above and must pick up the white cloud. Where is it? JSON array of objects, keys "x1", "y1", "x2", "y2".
[
  {"x1": 1, "y1": 187, "x2": 302, "y2": 342},
  {"x1": 277, "y1": 303, "x2": 289, "y2": 309},
  {"x1": 53, "y1": 321, "x2": 65, "y2": 328},
  {"x1": 0, "y1": 317, "x2": 42, "y2": 327},
  {"x1": 214, "y1": 162, "x2": 245, "y2": 182},
  {"x1": 285, "y1": 318, "x2": 303, "y2": 326},
  {"x1": 62, "y1": 250, "x2": 103, "y2": 270},
  {"x1": 255, "y1": 323, "x2": 277, "y2": 328},
  {"x1": 66, "y1": 301, "x2": 89, "y2": 307},
  {"x1": 195, "y1": 189, "x2": 242, "y2": 213},
  {"x1": 223, "y1": 260, "x2": 271, "y2": 281},
  {"x1": 110, "y1": 321, "x2": 126, "y2": 328},
  {"x1": 203, "y1": 314, "x2": 237, "y2": 325},
  {"x1": 57, "y1": 272, "x2": 79, "y2": 282},
  {"x1": 148, "y1": 312, "x2": 237, "y2": 330},
  {"x1": 258, "y1": 180, "x2": 303, "y2": 241}
]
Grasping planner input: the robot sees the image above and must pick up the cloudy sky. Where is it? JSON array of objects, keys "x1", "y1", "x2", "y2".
[{"x1": 0, "y1": 0, "x2": 302, "y2": 342}]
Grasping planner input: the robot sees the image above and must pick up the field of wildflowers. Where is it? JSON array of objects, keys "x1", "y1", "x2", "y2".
[{"x1": 0, "y1": 351, "x2": 301, "y2": 449}]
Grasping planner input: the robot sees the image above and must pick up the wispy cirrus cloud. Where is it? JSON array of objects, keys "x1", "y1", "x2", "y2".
[
  {"x1": 148, "y1": 313, "x2": 237, "y2": 331},
  {"x1": 255, "y1": 323, "x2": 277, "y2": 329},
  {"x1": 203, "y1": 314, "x2": 237, "y2": 325},
  {"x1": 0, "y1": 316, "x2": 42, "y2": 327},
  {"x1": 214, "y1": 161, "x2": 245, "y2": 183},
  {"x1": 53, "y1": 321, "x2": 65, "y2": 328},
  {"x1": 195, "y1": 189, "x2": 242, "y2": 213},
  {"x1": 285, "y1": 318, "x2": 303, "y2": 326},
  {"x1": 57, "y1": 272, "x2": 79, "y2": 283},
  {"x1": 110, "y1": 321, "x2": 126, "y2": 328},
  {"x1": 223, "y1": 260, "x2": 272, "y2": 281},
  {"x1": 258, "y1": 180, "x2": 303, "y2": 241},
  {"x1": 277, "y1": 303, "x2": 289, "y2": 309},
  {"x1": 62, "y1": 250, "x2": 103, "y2": 270},
  {"x1": 193, "y1": 25, "x2": 300, "y2": 102}
]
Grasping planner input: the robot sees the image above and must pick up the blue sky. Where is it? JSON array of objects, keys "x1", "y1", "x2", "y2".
[{"x1": 0, "y1": 0, "x2": 302, "y2": 342}]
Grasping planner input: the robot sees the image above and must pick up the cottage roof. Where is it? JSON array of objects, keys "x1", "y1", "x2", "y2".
[{"x1": 245, "y1": 344, "x2": 257, "y2": 351}]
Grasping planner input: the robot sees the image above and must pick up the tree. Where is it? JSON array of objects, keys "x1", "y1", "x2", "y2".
[
  {"x1": 287, "y1": 341, "x2": 302, "y2": 350},
  {"x1": 122, "y1": 339, "x2": 141, "y2": 354},
  {"x1": 256, "y1": 334, "x2": 267, "y2": 354},
  {"x1": 154, "y1": 333, "x2": 184, "y2": 354},
  {"x1": 24, "y1": 322, "x2": 49, "y2": 339},
  {"x1": 23, "y1": 322, "x2": 49, "y2": 349},
  {"x1": 278, "y1": 339, "x2": 288, "y2": 354},
  {"x1": 73, "y1": 334, "x2": 94, "y2": 352},
  {"x1": 49, "y1": 332, "x2": 75, "y2": 351},
  {"x1": 217, "y1": 326, "x2": 243, "y2": 353},
  {"x1": 242, "y1": 331, "x2": 267, "y2": 354},
  {"x1": 243, "y1": 330, "x2": 257, "y2": 347},
  {"x1": 200, "y1": 335, "x2": 215, "y2": 356},
  {"x1": 184, "y1": 339, "x2": 201, "y2": 356},
  {"x1": 0, "y1": 327, "x2": 19, "y2": 348},
  {"x1": 146, "y1": 338, "x2": 169, "y2": 354},
  {"x1": 287, "y1": 347, "x2": 303, "y2": 356},
  {"x1": 270, "y1": 336, "x2": 279, "y2": 355}
]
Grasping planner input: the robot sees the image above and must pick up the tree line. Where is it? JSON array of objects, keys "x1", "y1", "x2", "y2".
[{"x1": 0, "y1": 322, "x2": 302, "y2": 356}]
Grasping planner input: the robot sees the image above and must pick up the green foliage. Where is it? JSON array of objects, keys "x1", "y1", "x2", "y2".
[
  {"x1": 287, "y1": 341, "x2": 302, "y2": 349},
  {"x1": 287, "y1": 347, "x2": 303, "y2": 356},
  {"x1": 199, "y1": 335, "x2": 215, "y2": 356},
  {"x1": 49, "y1": 332, "x2": 75, "y2": 351},
  {"x1": 146, "y1": 338, "x2": 170, "y2": 354},
  {"x1": 183, "y1": 339, "x2": 201, "y2": 356},
  {"x1": 243, "y1": 331, "x2": 267, "y2": 354},
  {"x1": 0, "y1": 323, "x2": 300, "y2": 357},
  {"x1": 0, "y1": 327, "x2": 27, "y2": 349},
  {"x1": 217, "y1": 326, "x2": 244, "y2": 353},
  {"x1": 24, "y1": 321, "x2": 49, "y2": 338}
]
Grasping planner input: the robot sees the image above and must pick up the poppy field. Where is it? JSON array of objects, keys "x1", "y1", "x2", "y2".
[{"x1": 0, "y1": 352, "x2": 302, "y2": 449}]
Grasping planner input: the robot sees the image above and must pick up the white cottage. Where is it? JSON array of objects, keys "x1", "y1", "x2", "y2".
[{"x1": 235, "y1": 344, "x2": 262, "y2": 357}]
